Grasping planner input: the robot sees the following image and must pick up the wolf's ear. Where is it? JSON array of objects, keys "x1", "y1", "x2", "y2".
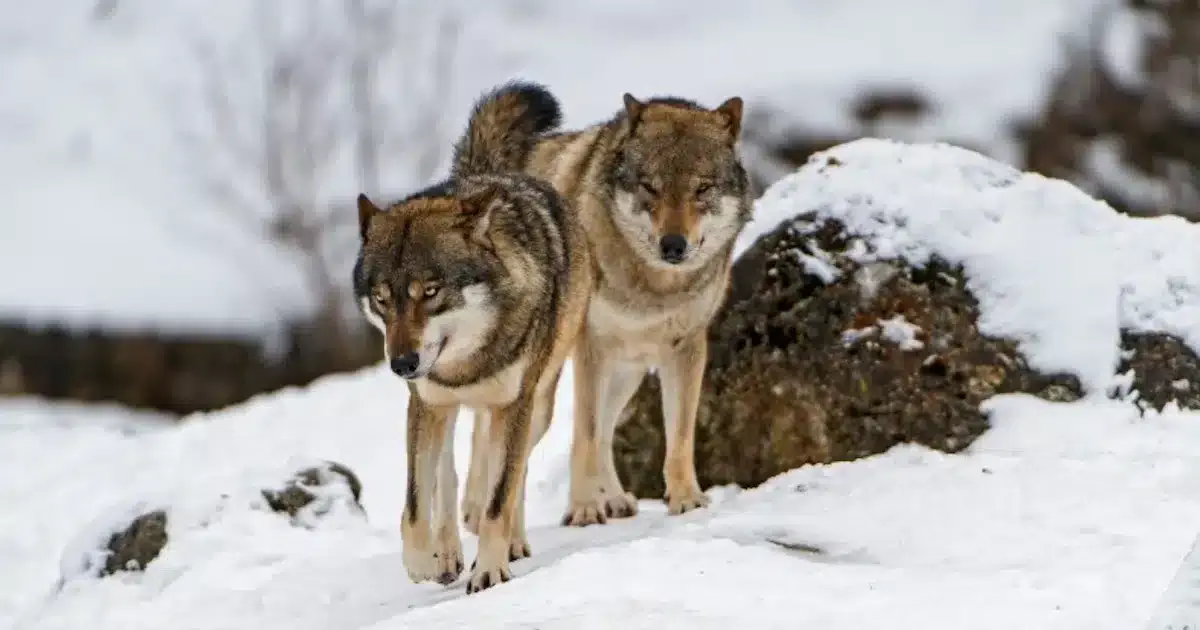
[
  {"x1": 357, "y1": 193, "x2": 381, "y2": 241},
  {"x1": 459, "y1": 185, "x2": 502, "y2": 243},
  {"x1": 623, "y1": 93, "x2": 646, "y2": 128},
  {"x1": 714, "y1": 96, "x2": 744, "y2": 142}
]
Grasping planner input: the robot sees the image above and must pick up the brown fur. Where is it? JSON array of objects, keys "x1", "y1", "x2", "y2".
[
  {"x1": 353, "y1": 83, "x2": 591, "y2": 592},
  {"x1": 465, "y1": 91, "x2": 754, "y2": 525}
]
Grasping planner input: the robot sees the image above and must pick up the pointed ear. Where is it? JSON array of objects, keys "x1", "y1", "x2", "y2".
[
  {"x1": 714, "y1": 96, "x2": 744, "y2": 141},
  {"x1": 357, "y1": 193, "x2": 381, "y2": 241},
  {"x1": 623, "y1": 93, "x2": 646, "y2": 128},
  {"x1": 459, "y1": 186, "x2": 502, "y2": 243}
]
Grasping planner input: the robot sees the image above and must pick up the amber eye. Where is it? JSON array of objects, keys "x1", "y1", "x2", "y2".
[
  {"x1": 422, "y1": 284, "x2": 441, "y2": 299},
  {"x1": 372, "y1": 290, "x2": 390, "y2": 307},
  {"x1": 695, "y1": 182, "x2": 713, "y2": 196},
  {"x1": 639, "y1": 181, "x2": 657, "y2": 196}
]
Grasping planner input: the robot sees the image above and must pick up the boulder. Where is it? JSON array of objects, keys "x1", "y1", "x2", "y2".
[
  {"x1": 1017, "y1": 0, "x2": 1200, "y2": 221},
  {"x1": 615, "y1": 220, "x2": 1080, "y2": 499},
  {"x1": 70, "y1": 461, "x2": 366, "y2": 580},
  {"x1": 98, "y1": 509, "x2": 169, "y2": 577},
  {"x1": 260, "y1": 460, "x2": 366, "y2": 524},
  {"x1": 615, "y1": 139, "x2": 1200, "y2": 500},
  {"x1": 1117, "y1": 332, "x2": 1200, "y2": 411}
]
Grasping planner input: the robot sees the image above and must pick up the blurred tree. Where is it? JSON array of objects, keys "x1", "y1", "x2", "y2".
[{"x1": 176, "y1": 0, "x2": 463, "y2": 360}]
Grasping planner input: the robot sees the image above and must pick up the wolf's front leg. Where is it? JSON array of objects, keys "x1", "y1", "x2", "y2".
[
  {"x1": 562, "y1": 335, "x2": 640, "y2": 526},
  {"x1": 507, "y1": 369, "x2": 559, "y2": 561},
  {"x1": 658, "y1": 331, "x2": 710, "y2": 515},
  {"x1": 467, "y1": 395, "x2": 535, "y2": 594},
  {"x1": 461, "y1": 410, "x2": 489, "y2": 536},
  {"x1": 431, "y1": 415, "x2": 465, "y2": 583},
  {"x1": 401, "y1": 395, "x2": 462, "y2": 585}
]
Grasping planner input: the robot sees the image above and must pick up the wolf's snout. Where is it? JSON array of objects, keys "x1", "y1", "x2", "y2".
[
  {"x1": 659, "y1": 234, "x2": 689, "y2": 264},
  {"x1": 390, "y1": 353, "x2": 421, "y2": 379}
]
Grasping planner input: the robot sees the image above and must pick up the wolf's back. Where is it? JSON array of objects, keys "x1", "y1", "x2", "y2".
[{"x1": 452, "y1": 81, "x2": 562, "y2": 178}]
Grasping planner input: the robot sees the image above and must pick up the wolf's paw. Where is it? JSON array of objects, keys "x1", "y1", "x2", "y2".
[
  {"x1": 603, "y1": 491, "x2": 639, "y2": 519},
  {"x1": 403, "y1": 538, "x2": 464, "y2": 586},
  {"x1": 665, "y1": 486, "x2": 711, "y2": 516},
  {"x1": 466, "y1": 558, "x2": 512, "y2": 594},
  {"x1": 461, "y1": 499, "x2": 482, "y2": 536},
  {"x1": 508, "y1": 535, "x2": 531, "y2": 562},
  {"x1": 561, "y1": 498, "x2": 608, "y2": 527}
]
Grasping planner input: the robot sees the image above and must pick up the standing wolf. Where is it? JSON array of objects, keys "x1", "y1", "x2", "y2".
[
  {"x1": 460, "y1": 90, "x2": 753, "y2": 526},
  {"x1": 353, "y1": 82, "x2": 591, "y2": 592}
]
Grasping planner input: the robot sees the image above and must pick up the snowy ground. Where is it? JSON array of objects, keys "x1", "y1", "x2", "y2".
[
  {"x1": 4, "y1": 140, "x2": 1200, "y2": 629},
  {"x1": 0, "y1": 0, "x2": 1105, "y2": 337}
]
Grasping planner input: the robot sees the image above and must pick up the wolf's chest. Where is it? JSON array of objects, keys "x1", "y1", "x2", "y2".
[
  {"x1": 414, "y1": 355, "x2": 529, "y2": 407},
  {"x1": 586, "y1": 284, "x2": 721, "y2": 349}
]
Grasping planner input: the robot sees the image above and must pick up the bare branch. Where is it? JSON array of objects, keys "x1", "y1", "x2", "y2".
[
  {"x1": 410, "y1": 10, "x2": 461, "y2": 182},
  {"x1": 170, "y1": 0, "x2": 465, "y2": 332}
]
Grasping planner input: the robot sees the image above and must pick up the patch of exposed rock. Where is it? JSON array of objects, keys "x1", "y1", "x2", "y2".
[
  {"x1": 98, "y1": 509, "x2": 169, "y2": 577},
  {"x1": 1117, "y1": 331, "x2": 1200, "y2": 411},
  {"x1": 261, "y1": 460, "x2": 366, "y2": 524},
  {"x1": 615, "y1": 216, "x2": 1085, "y2": 500},
  {"x1": 78, "y1": 461, "x2": 365, "y2": 578}
]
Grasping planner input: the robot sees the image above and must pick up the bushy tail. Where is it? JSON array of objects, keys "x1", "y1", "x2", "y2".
[{"x1": 452, "y1": 81, "x2": 562, "y2": 178}]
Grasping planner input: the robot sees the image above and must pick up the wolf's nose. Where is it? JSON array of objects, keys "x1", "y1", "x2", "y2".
[
  {"x1": 390, "y1": 353, "x2": 421, "y2": 378},
  {"x1": 659, "y1": 234, "x2": 688, "y2": 264}
]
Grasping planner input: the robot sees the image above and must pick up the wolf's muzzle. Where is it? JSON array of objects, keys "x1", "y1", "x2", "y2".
[
  {"x1": 390, "y1": 353, "x2": 421, "y2": 379},
  {"x1": 659, "y1": 233, "x2": 689, "y2": 264}
]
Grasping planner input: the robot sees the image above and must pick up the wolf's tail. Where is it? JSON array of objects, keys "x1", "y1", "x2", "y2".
[{"x1": 452, "y1": 81, "x2": 562, "y2": 178}]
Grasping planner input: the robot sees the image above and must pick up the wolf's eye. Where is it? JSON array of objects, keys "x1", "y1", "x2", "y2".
[
  {"x1": 422, "y1": 284, "x2": 440, "y2": 299},
  {"x1": 695, "y1": 182, "x2": 713, "y2": 196},
  {"x1": 639, "y1": 181, "x2": 658, "y2": 196},
  {"x1": 372, "y1": 290, "x2": 390, "y2": 307}
]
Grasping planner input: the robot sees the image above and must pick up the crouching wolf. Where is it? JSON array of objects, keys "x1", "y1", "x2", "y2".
[
  {"x1": 353, "y1": 82, "x2": 591, "y2": 593},
  {"x1": 521, "y1": 92, "x2": 753, "y2": 525}
]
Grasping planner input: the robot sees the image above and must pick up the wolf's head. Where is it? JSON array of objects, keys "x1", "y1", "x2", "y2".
[
  {"x1": 353, "y1": 187, "x2": 505, "y2": 381},
  {"x1": 608, "y1": 94, "x2": 752, "y2": 270}
]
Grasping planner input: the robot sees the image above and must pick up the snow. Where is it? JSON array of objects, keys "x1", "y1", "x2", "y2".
[
  {"x1": 738, "y1": 138, "x2": 1200, "y2": 395},
  {"x1": 4, "y1": 137, "x2": 1200, "y2": 628},
  {"x1": 0, "y1": 0, "x2": 1104, "y2": 334},
  {"x1": 4, "y1": 374, "x2": 1200, "y2": 629},
  {"x1": 878, "y1": 315, "x2": 926, "y2": 351}
]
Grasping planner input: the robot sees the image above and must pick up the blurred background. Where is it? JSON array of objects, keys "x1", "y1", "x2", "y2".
[{"x1": 0, "y1": 0, "x2": 1195, "y2": 417}]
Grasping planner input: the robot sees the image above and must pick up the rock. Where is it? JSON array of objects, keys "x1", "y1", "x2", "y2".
[
  {"x1": 261, "y1": 461, "x2": 366, "y2": 524},
  {"x1": 1118, "y1": 331, "x2": 1200, "y2": 411},
  {"x1": 615, "y1": 217, "x2": 1084, "y2": 500},
  {"x1": 66, "y1": 462, "x2": 365, "y2": 581},
  {"x1": 99, "y1": 509, "x2": 169, "y2": 576},
  {"x1": 1017, "y1": 0, "x2": 1200, "y2": 221}
]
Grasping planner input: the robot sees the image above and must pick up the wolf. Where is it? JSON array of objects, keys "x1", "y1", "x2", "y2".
[
  {"x1": 509, "y1": 91, "x2": 754, "y2": 526},
  {"x1": 353, "y1": 81, "x2": 591, "y2": 593}
]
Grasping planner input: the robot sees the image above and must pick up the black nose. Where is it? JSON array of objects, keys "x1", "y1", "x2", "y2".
[
  {"x1": 389, "y1": 353, "x2": 421, "y2": 378},
  {"x1": 659, "y1": 234, "x2": 688, "y2": 263}
]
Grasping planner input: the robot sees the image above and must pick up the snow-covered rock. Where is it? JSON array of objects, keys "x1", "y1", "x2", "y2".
[{"x1": 619, "y1": 138, "x2": 1200, "y2": 497}]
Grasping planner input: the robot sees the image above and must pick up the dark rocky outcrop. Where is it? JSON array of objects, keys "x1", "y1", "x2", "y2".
[
  {"x1": 98, "y1": 509, "x2": 169, "y2": 577},
  {"x1": 615, "y1": 215, "x2": 1090, "y2": 500},
  {"x1": 1016, "y1": 0, "x2": 1200, "y2": 221},
  {"x1": 1118, "y1": 331, "x2": 1200, "y2": 411},
  {"x1": 261, "y1": 461, "x2": 366, "y2": 522},
  {"x1": 80, "y1": 461, "x2": 366, "y2": 579}
]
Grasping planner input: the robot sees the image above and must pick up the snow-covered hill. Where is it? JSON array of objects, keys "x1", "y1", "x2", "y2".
[
  {"x1": 4, "y1": 140, "x2": 1200, "y2": 630},
  {"x1": 0, "y1": 0, "x2": 1104, "y2": 338}
]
